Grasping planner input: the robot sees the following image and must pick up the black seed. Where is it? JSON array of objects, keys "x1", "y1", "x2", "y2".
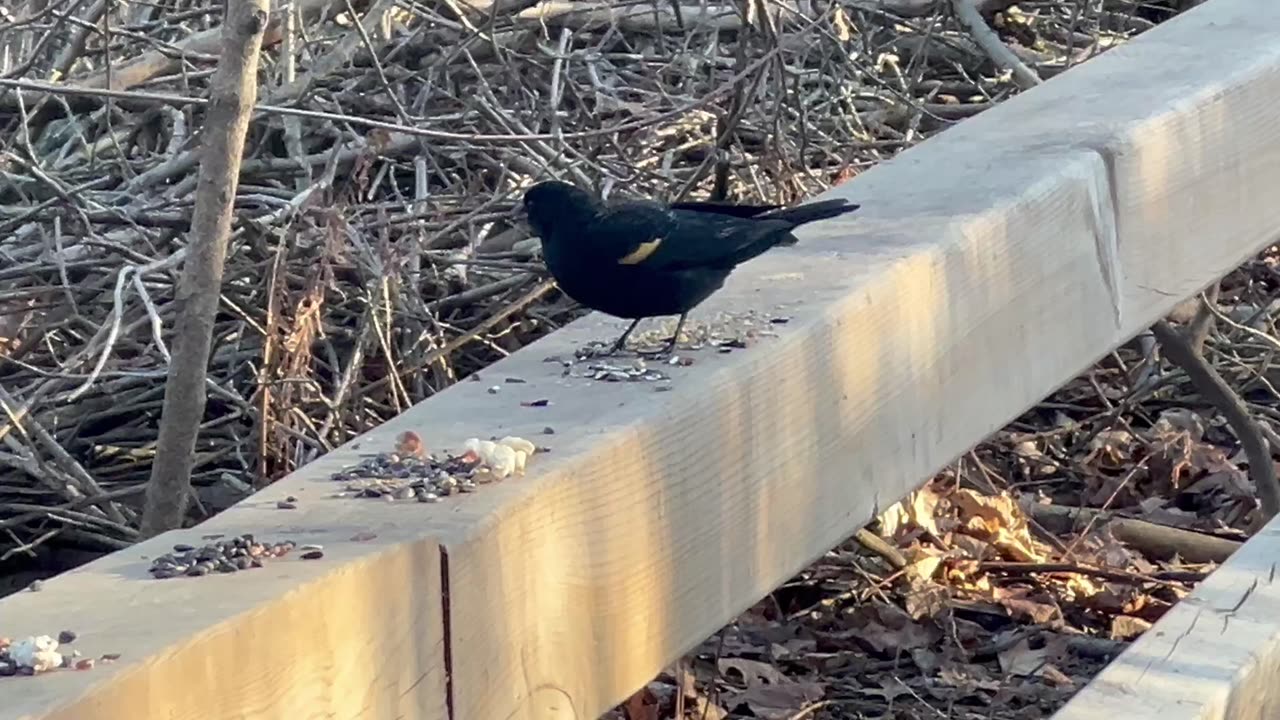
[
  {"x1": 301, "y1": 550, "x2": 324, "y2": 560},
  {"x1": 173, "y1": 544, "x2": 195, "y2": 552}
]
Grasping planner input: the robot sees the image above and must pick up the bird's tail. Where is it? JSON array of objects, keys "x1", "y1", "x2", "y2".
[{"x1": 762, "y1": 199, "x2": 860, "y2": 246}]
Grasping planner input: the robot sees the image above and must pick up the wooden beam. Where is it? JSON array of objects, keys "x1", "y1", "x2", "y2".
[
  {"x1": 435, "y1": 1, "x2": 1280, "y2": 717},
  {"x1": 6, "y1": 1, "x2": 1280, "y2": 718},
  {"x1": 1052, "y1": 510, "x2": 1280, "y2": 720},
  {"x1": 3, "y1": 439, "x2": 449, "y2": 720}
]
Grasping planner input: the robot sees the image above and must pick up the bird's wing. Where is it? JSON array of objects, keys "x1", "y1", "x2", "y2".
[
  {"x1": 666, "y1": 200, "x2": 784, "y2": 219},
  {"x1": 592, "y1": 201, "x2": 789, "y2": 271},
  {"x1": 584, "y1": 201, "x2": 678, "y2": 265}
]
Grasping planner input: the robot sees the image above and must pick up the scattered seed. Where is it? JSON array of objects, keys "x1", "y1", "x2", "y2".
[
  {"x1": 148, "y1": 535, "x2": 301, "y2": 580},
  {"x1": 504, "y1": 377, "x2": 527, "y2": 383},
  {"x1": 522, "y1": 399, "x2": 551, "y2": 407}
]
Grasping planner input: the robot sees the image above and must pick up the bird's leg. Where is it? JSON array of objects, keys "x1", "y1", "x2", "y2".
[
  {"x1": 608, "y1": 318, "x2": 644, "y2": 355},
  {"x1": 657, "y1": 313, "x2": 687, "y2": 356}
]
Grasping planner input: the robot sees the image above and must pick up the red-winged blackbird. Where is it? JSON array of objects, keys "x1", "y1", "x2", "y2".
[{"x1": 522, "y1": 180, "x2": 860, "y2": 355}]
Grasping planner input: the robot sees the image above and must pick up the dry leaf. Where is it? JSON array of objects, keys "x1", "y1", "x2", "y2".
[
  {"x1": 1082, "y1": 429, "x2": 1136, "y2": 469},
  {"x1": 997, "y1": 636, "x2": 1048, "y2": 677},
  {"x1": 718, "y1": 658, "x2": 788, "y2": 686},
  {"x1": 727, "y1": 682, "x2": 824, "y2": 720},
  {"x1": 622, "y1": 686, "x2": 659, "y2": 720},
  {"x1": 950, "y1": 490, "x2": 1045, "y2": 562},
  {"x1": 1110, "y1": 615, "x2": 1153, "y2": 640},
  {"x1": 939, "y1": 665, "x2": 1002, "y2": 692},
  {"x1": 848, "y1": 604, "x2": 941, "y2": 653},
  {"x1": 992, "y1": 587, "x2": 1061, "y2": 624}
]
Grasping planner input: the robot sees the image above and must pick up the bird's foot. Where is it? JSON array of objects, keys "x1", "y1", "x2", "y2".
[
  {"x1": 574, "y1": 341, "x2": 624, "y2": 360},
  {"x1": 636, "y1": 335, "x2": 679, "y2": 359}
]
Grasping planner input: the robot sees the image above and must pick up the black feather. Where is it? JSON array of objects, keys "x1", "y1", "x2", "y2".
[{"x1": 522, "y1": 180, "x2": 860, "y2": 354}]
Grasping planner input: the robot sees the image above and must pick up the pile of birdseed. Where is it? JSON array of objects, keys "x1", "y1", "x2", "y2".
[
  {"x1": 329, "y1": 435, "x2": 539, "y2": 504},
  {"x1": 560, "y1": 356, "x2": 676, "y2": 383},
  {"x1": 0, "y1": 632, "x2": 118, "y2": 676},
  {"x1": 147, "y1": 534, "x2": 319, "y2": 580}
]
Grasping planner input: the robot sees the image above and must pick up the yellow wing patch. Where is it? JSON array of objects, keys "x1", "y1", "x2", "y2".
[{"x1": 618, "y1": 238, "x2": 663, "y2": 265}]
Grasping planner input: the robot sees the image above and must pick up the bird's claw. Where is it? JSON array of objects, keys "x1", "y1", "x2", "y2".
[{"x1": 636, "y1": 336, "x2": 679, "y2": 359}]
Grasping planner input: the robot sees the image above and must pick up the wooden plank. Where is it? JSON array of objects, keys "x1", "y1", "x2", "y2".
[
  {"x1": 1051, "y1": 510, "x2": 1280, "y2": 720},
  {"x1": 424, "y1": 1, "x2": 1280, "y2": 718},
  {"x1": 2, "y1": 436, "x2": 449, "y2": 720}
]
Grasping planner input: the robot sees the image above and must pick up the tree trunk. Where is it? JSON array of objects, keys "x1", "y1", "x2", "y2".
[{"x1": 141, "y1": 0, "x2": 270, "y2": 537}]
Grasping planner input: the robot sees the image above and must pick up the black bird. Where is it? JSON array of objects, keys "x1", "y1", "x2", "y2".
[{"x1": 523, "y1": 180, "x2": 860, "y2": 355}]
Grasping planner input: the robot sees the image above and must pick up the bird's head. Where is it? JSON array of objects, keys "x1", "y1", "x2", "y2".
[{"x1": 521, "y1": 180, "x2": 597, "y2": 242}]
